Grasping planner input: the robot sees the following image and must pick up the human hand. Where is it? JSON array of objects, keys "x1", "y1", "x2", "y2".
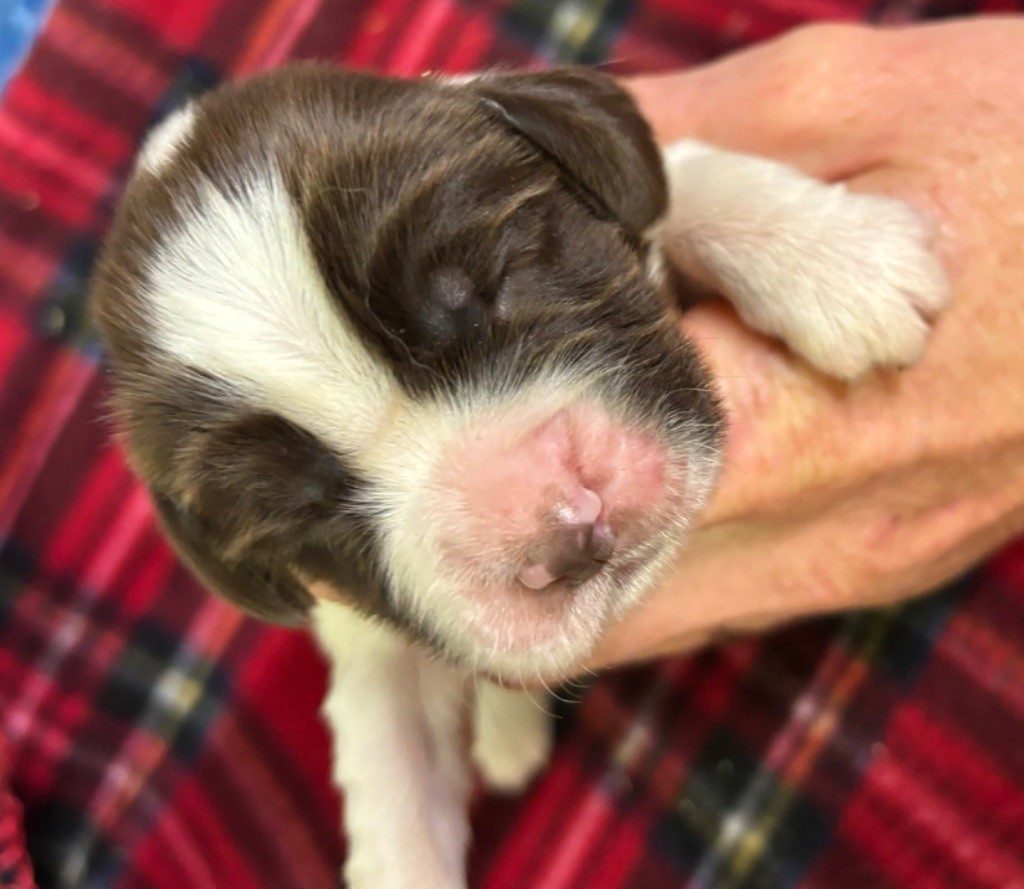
[{"x1": 587, "y1": 18, "x2": 1024, "y2": 671}]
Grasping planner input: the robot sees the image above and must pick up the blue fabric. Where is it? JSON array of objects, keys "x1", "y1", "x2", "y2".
[{"x1": 0, "y1": 0, "x2": 54, "y2": 97}]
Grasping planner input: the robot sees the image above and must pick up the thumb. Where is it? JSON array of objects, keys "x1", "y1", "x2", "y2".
[{"x1": 625, "y1": 23, "x2": 896, "y2": 181}]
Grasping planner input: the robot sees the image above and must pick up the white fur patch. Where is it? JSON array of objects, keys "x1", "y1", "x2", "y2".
[
  {"x1": 137, "y1": 104, "x2": 197, "y2": 174},
  {"x1": 313, "y1": 602, "x2": 471, "y2": 889},
  {"x1": 145, "y1": 167, "x2": 402, "y2": 455},
  {"x1": 656, "y1": 139, "x2": 950, "y2": 379}
]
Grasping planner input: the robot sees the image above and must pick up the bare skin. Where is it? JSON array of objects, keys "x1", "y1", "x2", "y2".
[{"x1": 590, "y1": 18, "x2": 1024, "y2": 669}]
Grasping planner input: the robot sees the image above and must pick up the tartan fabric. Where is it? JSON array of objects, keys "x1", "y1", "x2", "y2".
[
  {"x1": 1, "y1": 0, "x2": 1024, "y2": 886},
  {"x1": 0, "y1": 734, "x2": 34, "y2": 889}
]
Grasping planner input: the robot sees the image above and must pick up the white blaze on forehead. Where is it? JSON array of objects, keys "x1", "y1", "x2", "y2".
[
  {"x1": 137, "y1": 104, "x2": 198, "y2": 174},
  {"x1": 145, "y1": 167, "x2": 400, "y2": 454}
]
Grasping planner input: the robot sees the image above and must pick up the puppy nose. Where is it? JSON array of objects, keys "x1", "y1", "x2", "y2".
[{"x1": 517, "y1": 489, "x2": 614, "y2": 590}]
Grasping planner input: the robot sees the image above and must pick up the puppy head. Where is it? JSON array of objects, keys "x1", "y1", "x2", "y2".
[{"x1": 92, "y1": 64, "x2": 723, "y2": 681}]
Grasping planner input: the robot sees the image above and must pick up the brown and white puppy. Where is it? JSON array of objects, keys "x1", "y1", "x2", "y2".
[{"x1": 91, "y1": 64, "x2": 948, "y2": 888}]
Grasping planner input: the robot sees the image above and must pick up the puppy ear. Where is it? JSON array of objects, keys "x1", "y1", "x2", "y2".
[
  {"x1": 148, "y1": 412, "x2": 355, "y2": 627},
  {"x1": 152, "y1": 492, "x2": 314, "y2": 626},
  {"x1": 472, "y1": 67, "x2": 667, "y2": 235}
]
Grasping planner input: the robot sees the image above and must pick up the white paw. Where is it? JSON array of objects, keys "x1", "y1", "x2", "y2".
[
  {"x1": 472, "y1": 685, "x2": 553, "y2": 793},
  {"x1": 733, "y1": 187, "x2": 951, "y2": 380},
  {"x1": 658, "y1": 141, "x2": 951, "y2": 380},
  {"x1": 344, "y1": 860, "x2": 465, "y2": 889}
]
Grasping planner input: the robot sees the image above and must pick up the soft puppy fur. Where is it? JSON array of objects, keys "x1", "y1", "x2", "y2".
[{"x1": 91, "y1": 64, "x2": 948, "y2": 888}]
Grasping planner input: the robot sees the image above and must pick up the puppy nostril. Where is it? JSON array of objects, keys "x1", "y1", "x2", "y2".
[
  {"x1": 516, "y1": 514, "x2": 616, "y2": 592},
  {"x1": 517, "y1": 560, "x2": 560, "y2": 591},
  {"x1": 551, "y1": 523, "x2": 605, "y2": 583}
]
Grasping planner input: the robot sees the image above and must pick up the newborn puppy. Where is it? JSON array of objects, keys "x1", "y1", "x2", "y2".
[{"x1": 91, "y1": 64, "x2": 948, "y2": 888}]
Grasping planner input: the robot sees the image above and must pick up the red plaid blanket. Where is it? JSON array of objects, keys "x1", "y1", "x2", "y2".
[{"x1": 2, "y1": 1, "x2": 1024, "y2": 887}]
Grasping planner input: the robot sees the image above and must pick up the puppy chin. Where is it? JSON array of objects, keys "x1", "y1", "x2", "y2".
[
  {"x1": 417, "y1": 535, "x2": 682, "y2": 683},
  {"x1": 435, "y1": 586, "x2": 613, "y2": 682}
]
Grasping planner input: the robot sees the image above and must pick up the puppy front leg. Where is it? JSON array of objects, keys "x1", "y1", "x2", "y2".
[
  {"x1": 472, "y1": 683, "x2": 552, "y2": 793},
  {"x1": 313, "y1": 603, "x2": 472, "y2": 889},
  {"x1": 655, "y1": 140, "x2": 950, "y2": 379}
]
